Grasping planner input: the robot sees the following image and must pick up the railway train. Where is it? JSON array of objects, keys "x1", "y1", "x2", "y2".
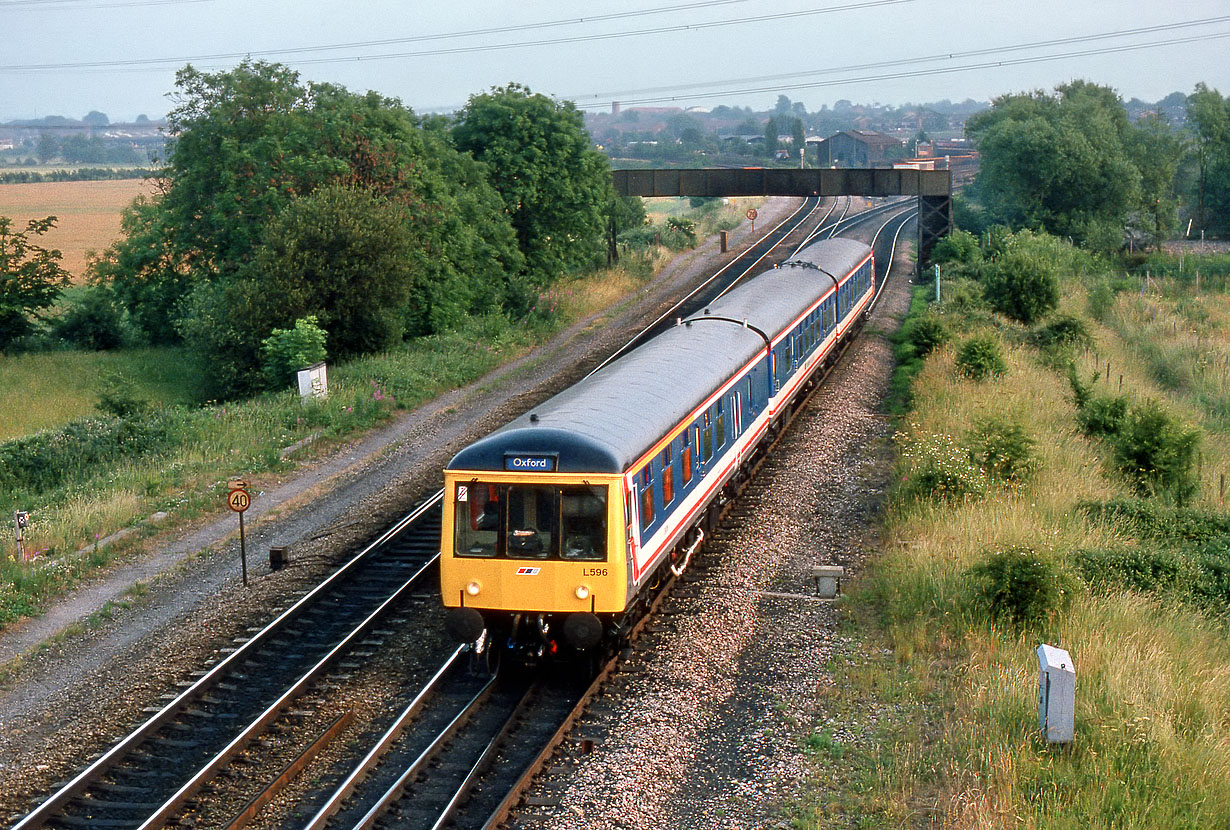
[{"x1": 441, "y1": 237, "x2": 875, "y2": 657}]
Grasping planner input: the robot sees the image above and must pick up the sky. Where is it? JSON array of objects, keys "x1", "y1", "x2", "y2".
[{"x1": 2, "y1": 0, "x2": 1229, "y2": 123}]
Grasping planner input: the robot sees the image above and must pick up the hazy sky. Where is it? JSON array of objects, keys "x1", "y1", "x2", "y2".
[{"x1": 3, "y1": 0, "x2": 1229, "y2": 122}]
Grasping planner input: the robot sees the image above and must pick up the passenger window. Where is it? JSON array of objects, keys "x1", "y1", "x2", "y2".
[
  {"x1": 715, "y1": 412, "x2": 725, "y2": 448},
  {"x1": 702, "y1": 413, "x2": 713, "y2": 462},
  {"x1": 662, "y1": 465, "x2": 674, "y2": 505},
  {"x1": 640, "y1": 485, "x2": 654, "y2": 527}
]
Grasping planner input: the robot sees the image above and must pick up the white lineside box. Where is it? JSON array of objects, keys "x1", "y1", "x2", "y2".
[
  {"x1": 1037, "y1": 644, "x2": 1075, "y2": 744},
  {"x1": 297, "y1": 362, "x2": 328, "y2": 400}
]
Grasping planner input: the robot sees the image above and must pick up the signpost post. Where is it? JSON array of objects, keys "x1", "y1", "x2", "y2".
[{"x1": 227, "y1": 481, "x2": 252, "y2": 586}]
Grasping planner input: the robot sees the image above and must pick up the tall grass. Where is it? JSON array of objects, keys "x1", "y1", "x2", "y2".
[{"x1": 794, "y1": 248, "x2": 1230, "y2": 827}]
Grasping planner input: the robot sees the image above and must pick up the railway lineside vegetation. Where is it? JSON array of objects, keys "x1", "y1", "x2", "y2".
[
  {"x1": 794, "y1": 233, "x2": 1229, "y2": 827},
  {"x1": 0, "y1": 61, "x2": 758, "y2": 626}
]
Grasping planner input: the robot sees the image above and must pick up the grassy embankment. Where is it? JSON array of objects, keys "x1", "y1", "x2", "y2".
[
  {"x1": 0, "y1": 195, "x2": 751, "y2": 629},
  {"x1": 792, "y1": 248, "x2": 1229, "y2": 827}
]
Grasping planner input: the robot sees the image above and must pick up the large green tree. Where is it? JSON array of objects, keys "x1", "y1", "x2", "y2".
[
  {"x1": 1186, "y1": 83, "x2": 1230, "y2": 234},
  {"x1": 94, "y1": 61, "x2": 522, "y2": 396},
  {"x1": 452, "y1": 83, "x2": 614, "y2": 293},
  {"x1": 0, "y1": 216, "x2": 70, "y2": 350},
  {"x1": 967, "y1": 81, "x2": 1143, "y2": 247}
]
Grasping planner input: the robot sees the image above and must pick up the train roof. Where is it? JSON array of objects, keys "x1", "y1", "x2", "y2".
[
  {"x1": 447, "y1": 322, "x2": 766, "y2": 474},
  {"x1": 699, "y1": 237, "x2": 871, "y2": 340},
  {"x1": 446, "y1": 238, "x2": 873, "y2": 476}
]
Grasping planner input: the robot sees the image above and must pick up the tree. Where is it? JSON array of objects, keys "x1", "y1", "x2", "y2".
[
  {"x1": 981, "y1": 240, "x2": 1060, "y2": 324},
  {"x1": 35, "y1": 133, "x2": 57, "y2": 163},
  {"x1": 967, "y1": 81, "x2": 1141, "y2": 247},
  {"x1": 1186, "y1": 83, "x2": 1230, "y2": 234},
  {"x1": 0, "y1": 216, "x2": 70, "y2": 350},
  {"x1": 1128, "y1": 112, "x2": 1183, "y2": 246},
  {"x1": 453, "y1": 83, "x2": 614, "y2": 290},
  {"x1": 790, "y1": 118, "x2": 805, "y2": 159},
  {"x1": 763, "y1": 118, "x2": 779, "y2": 158},
  {"x1": 774, "y1": 95, "x2": 792, "y2": 115},
  {"x1": 95, "y1": 60, "x2": 523, "y2": 396}
]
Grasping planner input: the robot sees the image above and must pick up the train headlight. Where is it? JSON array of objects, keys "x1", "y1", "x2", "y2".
[
  {"x1": 574, "y1": 584, "x2": 590, "y2": 600},
  {"x1": 466, "y1": 580, "x2": 482, "y2": 597}
]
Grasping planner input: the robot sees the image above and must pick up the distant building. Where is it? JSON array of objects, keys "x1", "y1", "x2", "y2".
[{"x1": 810, "y1": 130, "x2": 904, "y2": 167}]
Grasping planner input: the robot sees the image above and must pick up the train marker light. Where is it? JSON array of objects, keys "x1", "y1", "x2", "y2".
[
  {"x1": 466, "y1": 580, "x2": 482, "y2": 597},
  {"x1": 574, "y1": 585, "x2": 590, "y2": 600}
]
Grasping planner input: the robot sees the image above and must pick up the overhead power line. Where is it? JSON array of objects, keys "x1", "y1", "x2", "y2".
[
  {"x1": 568, "y1": 28, "x2": 1230, "y2": 109},
  {"x1": 0, "y1": 0, "x2": 911, "y2": 72},
  {"x1": 568, "y1": 15, "x2": 1230, "y2": 101}
]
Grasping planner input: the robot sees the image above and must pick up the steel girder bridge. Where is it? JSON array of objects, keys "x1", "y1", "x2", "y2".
[{"x1": 613, "y1": 167, "x2": 952, "y2": 272}]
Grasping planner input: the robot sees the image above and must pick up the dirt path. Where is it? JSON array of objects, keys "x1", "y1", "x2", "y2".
[{"x1": 0, "y1": 198, "x2": 807, "y2": 821}]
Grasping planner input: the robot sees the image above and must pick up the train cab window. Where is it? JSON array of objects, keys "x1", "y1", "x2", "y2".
[
  {"x1": 454, "y1": 483, "x2": 607, "y2": 561},
  {"x1": 681, "y1": 431, "x2": 693, "y2": 485},
  {"x1": 561, "y1": 486, "x2": 607, "y2": 561}
]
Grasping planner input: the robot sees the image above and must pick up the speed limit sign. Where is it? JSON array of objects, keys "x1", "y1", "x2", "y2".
[
  {"x1": 745, "y1": 208, "x2": 758, "y2": 221},
  {"x1": 227, "y1": 488, "x2": 252, "y2": 513}
]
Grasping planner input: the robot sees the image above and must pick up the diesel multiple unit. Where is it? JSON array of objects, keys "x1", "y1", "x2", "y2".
[{"x1": 442, "y1": 238, "x2": 875, "y2": 654}]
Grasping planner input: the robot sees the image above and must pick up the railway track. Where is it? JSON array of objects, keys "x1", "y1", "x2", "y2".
[
  {"x1": 11, "y1": 197, "x2": 914, "y2": 830},
  {"x1": 11, "y1": 499, "x2": 445, "y2": 830}
]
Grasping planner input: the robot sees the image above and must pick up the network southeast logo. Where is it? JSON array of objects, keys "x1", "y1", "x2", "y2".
[{"x1": 515, "y1": 567, "x2": 541, "y2": 575}]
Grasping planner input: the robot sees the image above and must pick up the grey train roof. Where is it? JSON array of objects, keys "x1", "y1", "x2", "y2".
[
  {"x1": 703, "y1": 237, "x2": 871, "y2": 339},
  {"x1": 446, "y1": 238, "x2": 873, "y2": 475}
]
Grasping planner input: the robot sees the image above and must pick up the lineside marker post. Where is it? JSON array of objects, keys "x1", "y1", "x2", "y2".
[{"x1": 228, "y1": 480, "x2": 252, "y2": 586}]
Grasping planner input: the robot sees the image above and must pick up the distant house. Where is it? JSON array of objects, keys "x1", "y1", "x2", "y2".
[{"x1": 810, "y1": 130, "x2": 904, "y2": 167}]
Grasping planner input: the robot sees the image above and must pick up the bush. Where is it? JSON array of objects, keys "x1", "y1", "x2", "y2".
[
  {"x1": 981, "y1": 248, "x2": 1060, "y2": 324},
  {"x1": 1193, "y1": 541, "x2": 1230, "y2": 609},
  {"x1": 1078, "y1": 394, "x2": 1129, "y2": 437},
  {"x1": 899, "y1": 432, "x2": 988, "y2": 502},
  {"x1": 1087, "y1": 278, "x2": 1117, "y2": 321},
  {"x1": 1073, "y1": 547, "x2": 1189, "y2": 595},
  {"x1": 1031, "y1": 313, "x2": 1092, "y2": 353},
  {"x1": 968, "y1": 547, "x2": 1070, "y2": 626},
  {"x1": 49, "y1": 285, "x2": 127, "y2": 350},
  {"x1": 1110, "y1": 400, "x2": 1200, "y2": 503},
  {"x1": 261, "y1": 315, "x2": 328, "y2": 391},
  {"x1": 968, "y1": 417, "x2": 1038, "y2": 484},
  {"x1": 904, "y1": 312, "x2": 949, "y2": 358},
  {"x1": 96, "y1": 370, "x2": 151, "y2": 418},
  {"x1": 955, "y1": 335, "x2": 1007, "y2": 381},
  {"x1": 1078, "y1": 499, "x2": 1230, "y2": 545},
  {"x1": 928, "y1": 229, "x2": 982, "y2": 267}
]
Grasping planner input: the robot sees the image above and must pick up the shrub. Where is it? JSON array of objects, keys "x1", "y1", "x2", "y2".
[
  {"x1": 1031, "y1": 313, "x2": 1092, "y2": 353},
  {"x1": 260, "y1": 315, "x2": 328, "y2": 391},
  {"x1": 904, "y1": 312, "x2": 949, "y2": 358},
  {"x1": 1193, "y1": 540, "x2": 1230, "y2": 609},
  {"x1": 96, "y1": 370, "x2": 151, "y2": 418},
  {"x1": 1087, "y1": 278, "x2": 1117, "y2": 321},
  {"x1": 49, "y1": 285, "x2": 127, "y2": 350},
  {"x1": 1078, "y1": 499, "x2": 1230, "y2": 545},
  {"x1": 1078, "y1": 394, "x2": 1129, "y2": 437},
  {"x1": 968, "y1": 417, "x2": 1038, "y2": 484},
  {"x1": 928, "y1": 229, "x2": 982, "y2": 267},
  {"x1": 1110, "y1": 400, "x2": 1200, "y2": 503},
  {"x1": 968, "y1": 547, "x2": 1070, "y2": 626},
  {"x1": 981, "y1": 248, "x2": 1060, "y2": 324},
  {"x1": 955, "y1": 335, "x2": 1007, "y2": 381},
  {"x1": 1073, "y1": 547, "x2": 1189, "y2": 595},
  {"x1": 899, "y1": 432, "x2": 988, "y2": 502}
]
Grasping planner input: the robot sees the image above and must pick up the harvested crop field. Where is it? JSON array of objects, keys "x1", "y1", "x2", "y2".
[{"x1": 0, "y1": 178, "x2": 154, "y2": 280}]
